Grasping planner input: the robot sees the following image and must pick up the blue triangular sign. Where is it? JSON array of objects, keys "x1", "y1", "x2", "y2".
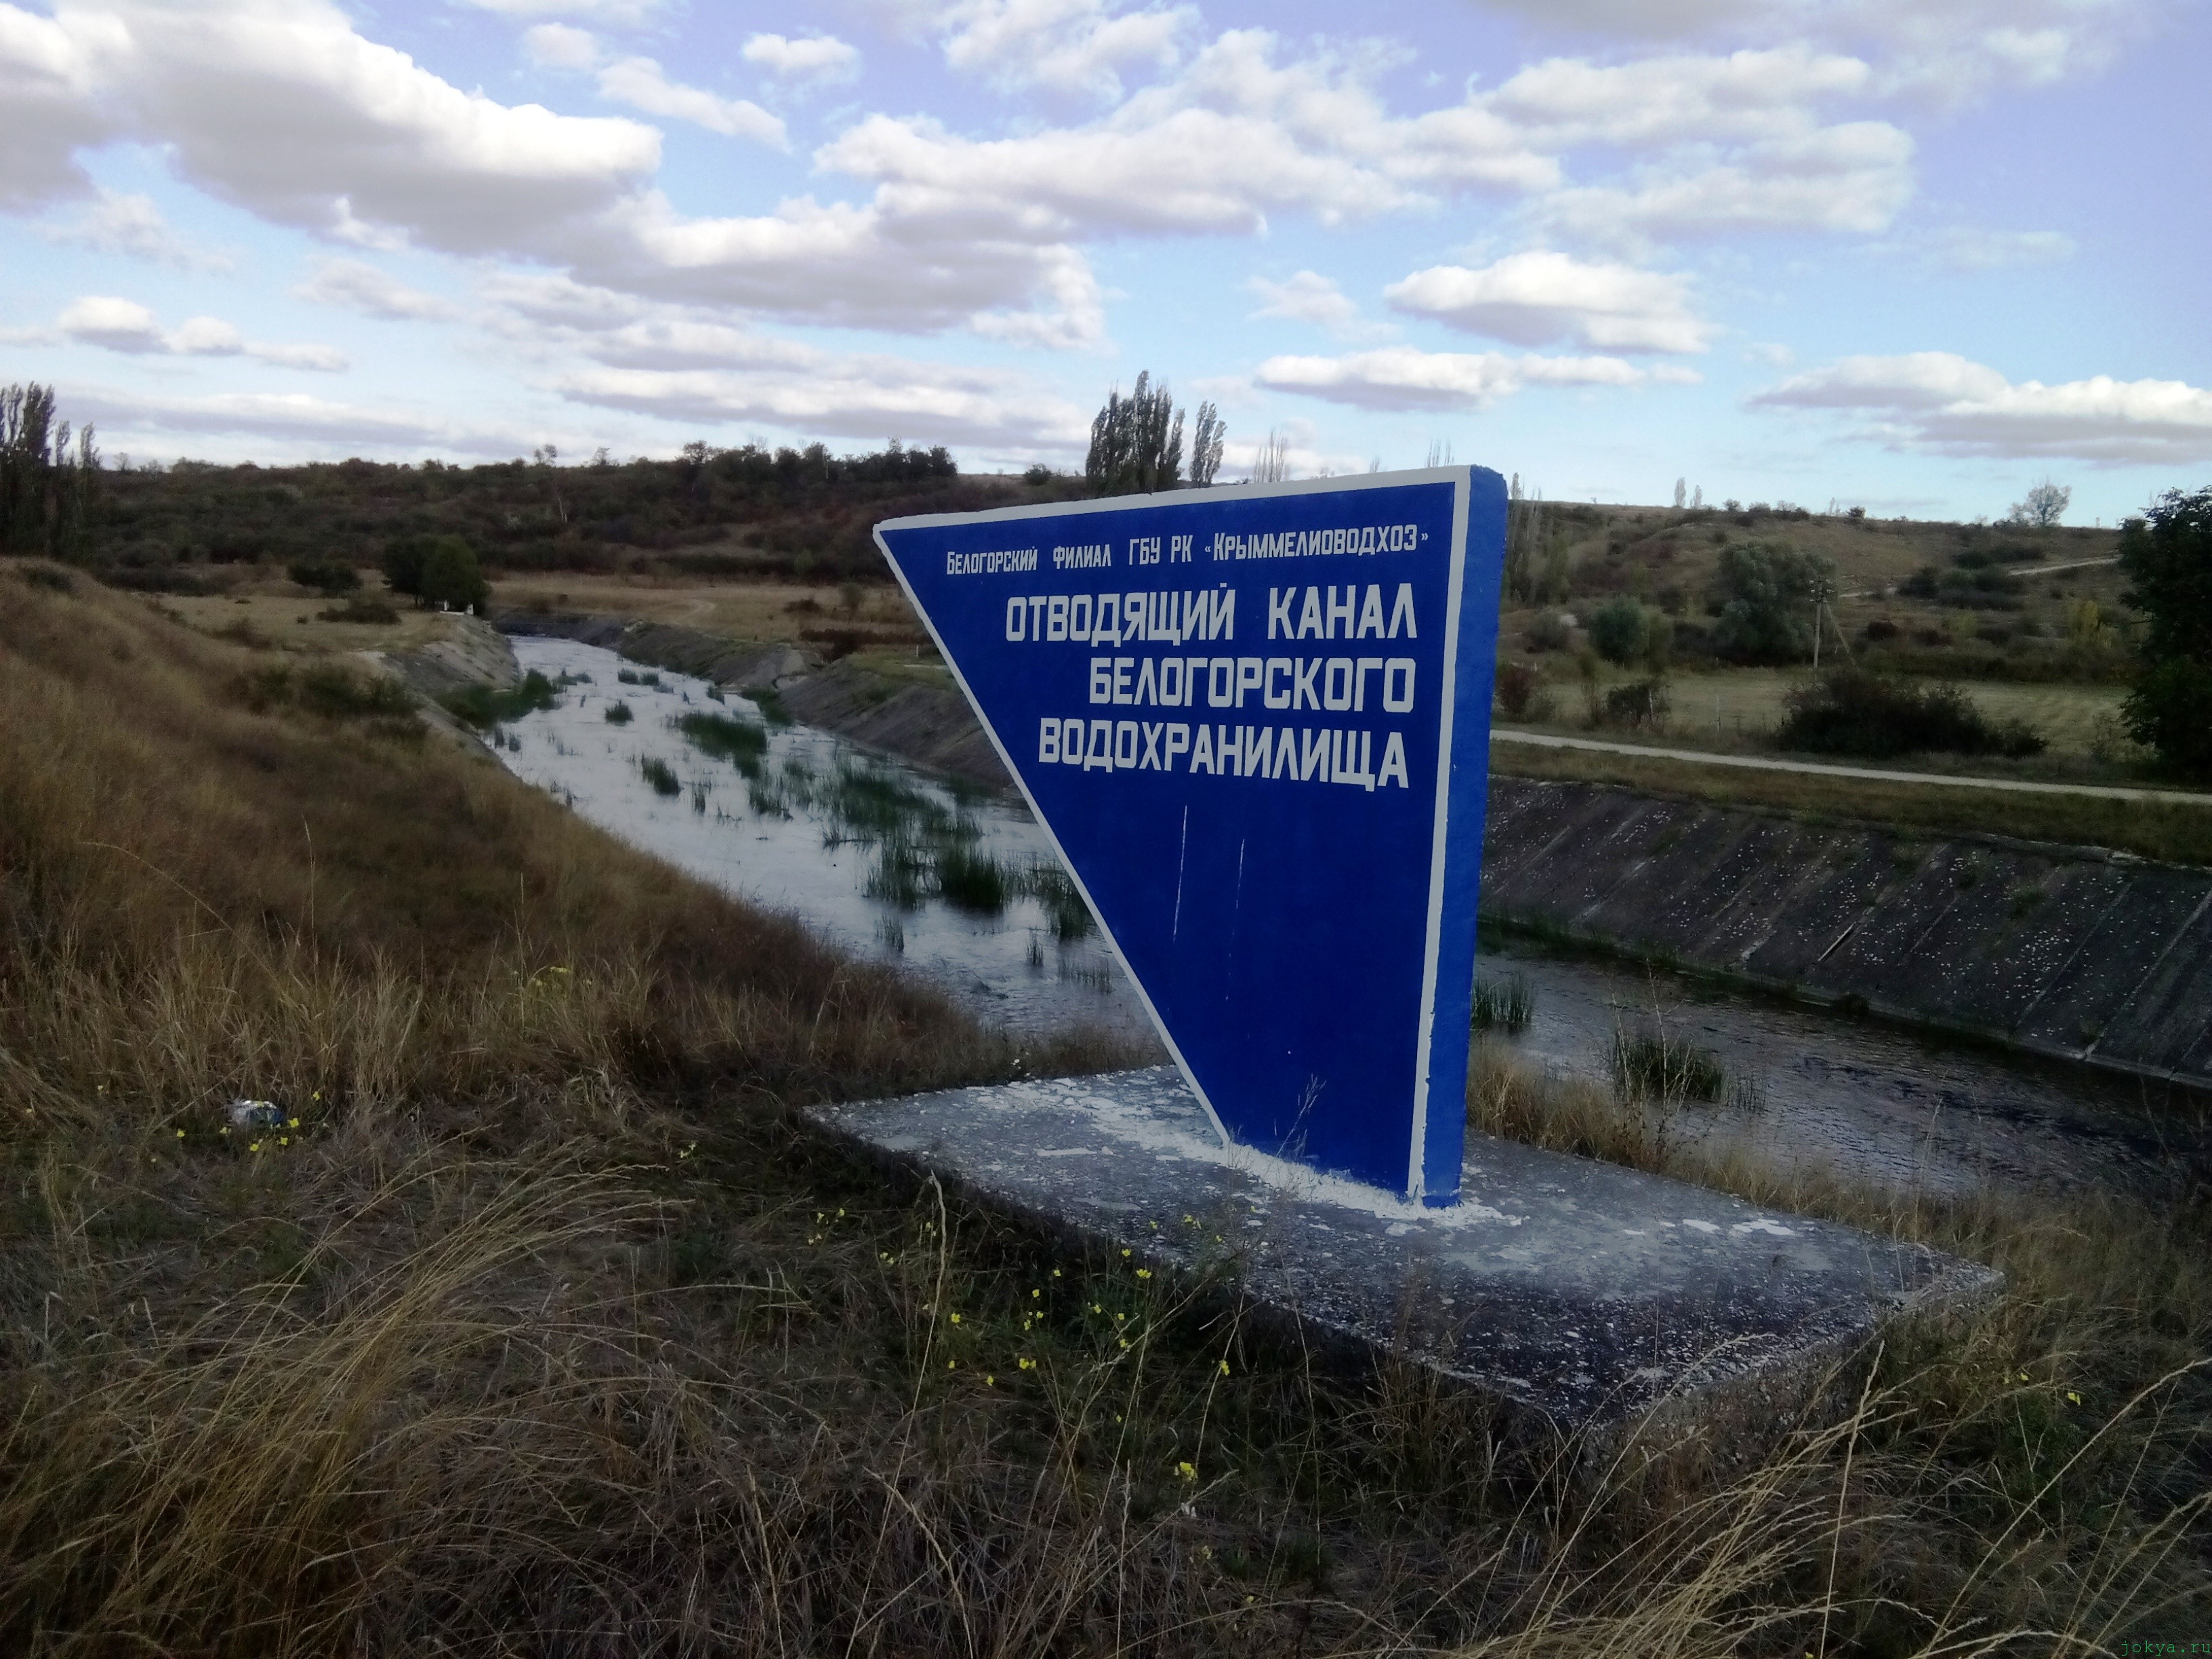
[{"x1": 876, "y1": 468, "x2": 1506, "y2": 1204}]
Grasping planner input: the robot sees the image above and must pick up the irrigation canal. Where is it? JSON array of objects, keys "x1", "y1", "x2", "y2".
[{"x1": 498, "y1": 638, "x2": 2209, "y2": 1203}]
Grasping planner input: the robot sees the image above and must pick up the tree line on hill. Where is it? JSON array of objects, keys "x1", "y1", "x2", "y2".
[{"x1": 7, "y1": 390, "x2": 976, "y2": 591}]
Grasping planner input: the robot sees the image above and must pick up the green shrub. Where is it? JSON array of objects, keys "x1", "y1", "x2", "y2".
[
  {"x1": 298, "y1": 664, "x2": 413, "y2": 720},
  {"x1": 441, "y1": 670, "x2": 558, "y2": 729},
  {"x1": 1601, "y1": 678, "x2": 1671, "y2": 730},
  {"x1": 382, "y1": 533, "x2": 487, "y2": 612},
  {"x1": 1776, "y1": 669, "x2": 2045, "y2": 759},
  {"x1": 604, "y1": 701, "x2": 633, "y2": 725},
  {"x1": 1708, "y1": 541, "x2": 1835, "y2": 663},
  {"x1": 287, "y1": 558, "x2": 361, "y2": 596},
  {"x1": 1525, "y1": 610, "x2": 1571, "y2": 651},
  {"x1": 318, "y1": 596, "x2": 399, "y2": 624},
  {"x1": 1586, "y1": 596, "x2": 1651, "y2": 666},
  {"x1": 1494, "y1": 660, "x2": 1542, "y2": 720},
  {"x1": 640, "y1": 756, "x2": 681, "y2": 796}
]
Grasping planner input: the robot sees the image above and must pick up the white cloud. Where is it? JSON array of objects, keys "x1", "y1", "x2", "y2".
[
  {"x1": 0, "y1": 1, "x2": 121, "y2": 208},
  {"x1": 68, "y1": 382, "x2": 527, "y2": 455},
  {"x1": 558, "y1": 353, "x2": 1089, "y2": 451},
  {"x1": 600, "y1": 194, "x2": 1106, "y2": 344},
  {"x1": 295, "y1": 258, "x2": 459, "y2": 321},
  {"x1": 1488, "y1": 46, "x2": 1874, "y2": 147},
  {"x1": 1256, "y1": 346, "x2": 1655, "y2": 411},
  {"x1": 459, "y1": 0, "x2": 659, "y2": 20},
  {"x1": 741, "y1": 33, "x2": 861, "y2": 82},
  {"x1": 1465, "y1": 46, "x2": 1919, "y2": 245},
  {"x1": 521, "y1": 23, "x2": 598, "y2": 70},
  {"x1": 595, "y1": 57, "x2": 785, "y2": 146},
  {"x1": 1751, "y1": 352, "x2": 2212, "y2": 464},
  {"x1": 1875, "y1": 225, "x2": 2076, "y2": 271},
  {"x1": 37, "y1": 187, "x2": 230, "y2": 268},
  {"x1": 1463, "y1": 0, "x2": 2147, "y2": 104},
  {"x1": 58, "y1": 294, "x2": 347, "y2": 370},
  {"x1": 820, "y1": 32, "x2": 1555, "y2": 245},
  {"x1": 98, "y1": 0, "x2": 661, "y2": 253},
  {"x1": 939, "y1": 0, "x2": 1194, "y2": 100},
  {"x1": 1543, "y1": 119, "x2": 1915, "y2": 241},
  {"x1": 1246, "y1": 270, "x2": 1371, "y2": 335},
  {"x1": 1385, "y1": 252, "x2": 1712, "y2": 353},
  {"x1": 57, "y1": 294, "x2": 166, "y2": 352}
]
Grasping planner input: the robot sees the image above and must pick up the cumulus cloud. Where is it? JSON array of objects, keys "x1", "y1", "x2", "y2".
[
  {"x1": 558, "y1": 350, "x2": 1088, "y2": 451},
  {"x1": 86, "y1": 0, "x2": 660, "y2": 253},
  {"x1": 1875, "y1": 225, "x2": 2076, "y2": 270},
  {"x1": 1256, "y1": 346, "x2": 1661, "y2": 411},
  {"x1": 1488, "y1": 46, "x2": 1874, "y2": 146},
  {"x1": 58, "y1": 295, "x2": 347, "y2": 369},
  {"x1": 521, "y1": 22, "x2": 599, "y2": 70},
  {"x1": 595, "y1": 58, "x2": 785, "y2": 145},
  {"x1": 1751, "y1": 352, "x2": 2212, "y2": 464},
  {"x1": 1465, "y1": 0, "x2": 2146, "y2": 103},
  {"x1": 517, "y1": 24, "x2": 787, "y2": 145},
  {"x1": 741, "y1": 33, "x2": 861, "y2": 81},
  {"x1": 295, "y1": 258, "x2": 458, "y2": 321},
  {"x1": 1545, "y1": 122, "x2": 1914, "y2": 243},
  {"x1": 821, "y1": 31, "x2": 1555, "y2": 246},
  {"x1": 0, "y1": 1, "x2": 121, "y2": 208},
  {"x1": 459, "y1": 0, "x2": 659, "y2": 21},
  {"x1": 1245, "y1": 270, "x2": 1383, "y2": 338},
  {"x1": 68, "y1": 382, "x2": 530, "y2": 456},
  {"x1": 1385, "y1": 252, "x2": 1711, "y2": 353},
  {"x1": 939, "y1": 0, "x2": 1195, "y2": 100},
  {"x1": 37, "y1": 187, "x2": 230, "y2": 268}
]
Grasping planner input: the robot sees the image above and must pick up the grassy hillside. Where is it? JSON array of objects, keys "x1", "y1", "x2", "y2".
[{"x1": 0, "y1": 562, "x2": 2205, "y2": 1652}]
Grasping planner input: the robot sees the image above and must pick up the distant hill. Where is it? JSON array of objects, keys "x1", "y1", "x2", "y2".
[{"x1": 89, "y1": 443, "x2": 1079, "y2": 592}]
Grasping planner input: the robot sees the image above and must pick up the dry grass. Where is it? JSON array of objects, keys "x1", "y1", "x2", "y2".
[
  {"x1": 494, "y1": 571, "x2": 925, "y2": 641},
  {"x1": 1, "y1": 560, "x2": 2206, "y2": 1654},
  {"x1": 1492, "y1": 739, "x2": 2212, "y2": 867},
  {"x1": 1469, "y1": 1043, "x2": 2212, "y2": 1653},
  {"x1": 1509, "y1": 666, "x2": 2132, "y2": 763}
]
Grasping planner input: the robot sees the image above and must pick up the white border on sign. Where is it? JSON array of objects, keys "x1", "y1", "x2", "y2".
[{"x1": 873, "y1": 467, "x2": 1476, "y2": 1194}]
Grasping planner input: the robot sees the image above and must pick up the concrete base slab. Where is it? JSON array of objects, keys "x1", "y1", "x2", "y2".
[{"x1": 809, "y1": 1068, "x2": 2001, "y2": 1430}]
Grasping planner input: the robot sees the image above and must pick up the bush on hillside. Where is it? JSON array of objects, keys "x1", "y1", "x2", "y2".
[
  {"x1": 1585, "y1": 596, "x2": 1650, "y2": 666},
  {"x1": 1776, "y1": 669, "x2": 2045, "y2": 760},
  {"x1": 288, "y1": 558, "x2": 361, "y2": 595},
  {"x1": 1708, "y1": 541, "x2": 1835, "y2": 663}
]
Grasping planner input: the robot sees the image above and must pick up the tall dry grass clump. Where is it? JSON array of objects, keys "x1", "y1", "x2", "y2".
[{"x1": 0, "y1": 564, "x2": 2205, "y2": 1653}]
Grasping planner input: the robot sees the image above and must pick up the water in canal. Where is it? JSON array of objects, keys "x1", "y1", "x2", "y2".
[{"x1": 495, "y1": 637, "x2": 2208, "y2": 1202}]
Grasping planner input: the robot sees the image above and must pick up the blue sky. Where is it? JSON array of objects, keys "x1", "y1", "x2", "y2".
[{"x1": 2, "y1": 0, "x2": 2206, "y2": 522}]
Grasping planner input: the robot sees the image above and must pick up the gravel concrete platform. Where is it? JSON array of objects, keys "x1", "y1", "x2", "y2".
[{"x1": 808, "y1": 1067, "x2": 1999, "y2": 1431}]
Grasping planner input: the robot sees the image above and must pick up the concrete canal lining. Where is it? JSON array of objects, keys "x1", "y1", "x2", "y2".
[{"x1": 1482, "y1": 779, "x2": 2212, "y2": 1089}]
